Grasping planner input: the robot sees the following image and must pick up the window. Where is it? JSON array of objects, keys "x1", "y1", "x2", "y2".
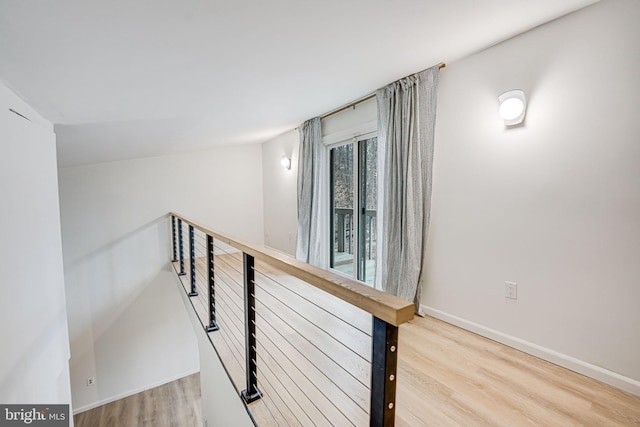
[{"x1": 329, "y1": 136, "x2": 377, "y2": 285}]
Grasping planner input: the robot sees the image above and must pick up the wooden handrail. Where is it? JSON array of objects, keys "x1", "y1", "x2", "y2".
[{"x1": 170, "y1": 212, "x2": 414, "y2": 327}]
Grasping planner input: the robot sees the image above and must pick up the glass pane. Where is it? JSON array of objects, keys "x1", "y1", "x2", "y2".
[
  {"x1": 330, "y1": 144, "x2": 355, "y2": 278},
  {"x1": 359, "y1": 137, "x2": 377, "y2": 285}
]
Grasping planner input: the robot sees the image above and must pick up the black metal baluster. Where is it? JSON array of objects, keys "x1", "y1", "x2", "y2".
[
  {"x1": 171, "y1": 215, "x2": 178, "y2": 262},
  {"x1": 178, "y1": 219, "x2": 186, "y2": 276},
  {"x1": 188, "y1": 225, "x2": 198, "y2": 297},
  {"x1": 206, "y1": 235, "x2": 219, "y2": 332},
  {"x1": 241, "y1": 253, "x2": 262, "y2": 404},
  {"x1": 370, "y1": 316, "x2": 399, "y2": 427}
]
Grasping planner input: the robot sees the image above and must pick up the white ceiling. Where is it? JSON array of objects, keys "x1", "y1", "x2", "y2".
[{"x1": 0, "y1": 0, "x2": 598, "y2": 167}]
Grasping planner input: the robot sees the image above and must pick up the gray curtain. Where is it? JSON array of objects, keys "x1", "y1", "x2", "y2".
[
  {"x1": 295, "y1": 117, "x2": 328, "y2": 268},
  {"x1": 375, "y1": 65, "x2": 439, "y2": 311}
]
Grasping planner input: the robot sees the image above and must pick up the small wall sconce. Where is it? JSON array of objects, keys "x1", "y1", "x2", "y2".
[
  {"x1": 280, "y1": 155, "x2": 291, "y2": 170},
  {"x1": 498, "y1": 89, "x2": 526, "y2": 126}
]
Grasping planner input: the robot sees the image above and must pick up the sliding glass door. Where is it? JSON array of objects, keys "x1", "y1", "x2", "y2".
[{"x1": 330, "y1": 136, "x2": 377, "y2": 285}]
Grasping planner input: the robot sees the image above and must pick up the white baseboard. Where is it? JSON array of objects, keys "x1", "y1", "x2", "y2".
[
  {"x1": 421, "y1": 305, "x2": 640, "y2": 397},
  {"x1": 72, "y1": 368, "x2": 200, "y2": 415}
]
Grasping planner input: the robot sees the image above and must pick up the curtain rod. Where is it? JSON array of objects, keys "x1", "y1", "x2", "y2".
[{"x1": 320, "y1": 62, "x2": 446, "y2": 120}]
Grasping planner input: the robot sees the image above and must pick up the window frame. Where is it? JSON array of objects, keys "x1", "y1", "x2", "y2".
[{"x1": 327, "y1": 130, "x2": 377, "y2": 283}]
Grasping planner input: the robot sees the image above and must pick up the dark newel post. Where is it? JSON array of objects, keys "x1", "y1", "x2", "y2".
[
  {"x1": 188, "y1": 225, "x2": 198, "y2": 297},
  {"x1": 370, "y1": 316, "x2": 399, "y2": 427},
  {"x1": 241, "y1": 253, "x2": 262, "y2": 404},
  {"x1": 171, "y1": 216, "x2": 178, "y2": 262},
  {"x1": 178, "y1": 219, "x2": 186, "y2": 276},
  {"x1": 206, "y1": 235, "x2": 219, "y2": 332}
]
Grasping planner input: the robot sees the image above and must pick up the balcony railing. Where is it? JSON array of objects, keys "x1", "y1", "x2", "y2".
[
  {"x1": 333, "y1": 208, "x2": 377, "y2": 284},
  {"x1": 334, "y1": 208, "x2": 376, "y2": 260},
  {"x1": 170, "y1": 212, "x2": 413, "y2": 426}
]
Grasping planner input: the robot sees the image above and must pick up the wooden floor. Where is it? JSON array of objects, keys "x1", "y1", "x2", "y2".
[
  {"x1": 396, "y1": 320, "x2": 640, "y2": 427},
  {"x1": 175, "y1": 242, "x2": 640, "y2": 426},
  {"x1": 178, "y1": 245, "x2": 372, "y2": 426},
  {"x1": 74, "y1": 373, "x2": 202, "y2": 427}
]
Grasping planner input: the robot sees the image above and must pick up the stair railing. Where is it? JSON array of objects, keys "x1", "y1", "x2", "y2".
[{"x1": 170, "y1": 212, "x2": 414, "y2": 427}]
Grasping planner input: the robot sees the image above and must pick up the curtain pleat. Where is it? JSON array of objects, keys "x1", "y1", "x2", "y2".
[
  {"x1": 295, "y1": 117, "x2": 328, "y2": 268},
  {"x1": 375, "y1": 66, "x2": 439, "y2": 311}
]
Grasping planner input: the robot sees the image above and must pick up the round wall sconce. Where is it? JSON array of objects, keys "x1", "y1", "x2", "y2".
[
  {"x1": 498, "y1": 89, "x2": 526, "y2": 126},
  {"x1": 280, "y1": 155, "x2": 291, "y2": 170}
]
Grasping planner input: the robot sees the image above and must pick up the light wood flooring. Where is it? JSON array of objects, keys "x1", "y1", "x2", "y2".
[
  {"x1": 396, "y1": 318, "x2": 640, "y2": 426},
  {"x1": 174, "y1": 242, "x2": 640, "y2": 426},
  {"x1": 179, "y1": 247, "x2": 372, "y2": 426},
  {"x1": 74, "y1": 373, "x2": 202, "y2": 427}
]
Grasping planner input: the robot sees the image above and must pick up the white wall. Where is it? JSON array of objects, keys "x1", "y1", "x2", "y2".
[
  {"x1": 423, "y1": 0, "x2": 640, "y2": 394},
  {"x1": 58, "y1": 144, "x2": 265, "y2": 411},
  {"x1": 0, "y1": 82, "x2": 73, "y2": 410},
  {"x1": 262, "y1": 130, "x2": 299, "y2": 254},
  {"x1": 175, "y1": 273, "x2": 254, "y2": 427}
]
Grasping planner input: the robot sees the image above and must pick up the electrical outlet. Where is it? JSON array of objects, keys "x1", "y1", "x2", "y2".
[
  {"x1": 86, "y1": 377, "x2": 95, "y2": 386},
  {"x1": 505, "y1": 282, "x2": 518, "y2": 300}
]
